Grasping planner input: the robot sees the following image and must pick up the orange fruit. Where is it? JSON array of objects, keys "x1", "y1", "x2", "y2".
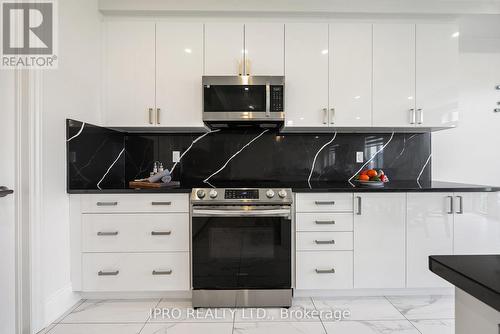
[
  {"x1": 359, "y1": 174, "x2": 370, "y2": 181},
  {"x1": 366, "y1": 169, "x2": 378, "y2": 178},
  {"x1": 360, "y1": 170, "x2": 368, "y2": 176}
]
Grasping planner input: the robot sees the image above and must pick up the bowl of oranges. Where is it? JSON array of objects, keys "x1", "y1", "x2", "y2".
[{"x1": 353, "y1": 169, "x2": 389, "y2": 187}]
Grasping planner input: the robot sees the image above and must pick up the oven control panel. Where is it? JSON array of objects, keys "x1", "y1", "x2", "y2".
[
  {"x1": 225, "y1": 189, "x2": 259, "y2": 200},
  {"x1": 191, "y1": 188, "x2": 293, "y2": 204}
]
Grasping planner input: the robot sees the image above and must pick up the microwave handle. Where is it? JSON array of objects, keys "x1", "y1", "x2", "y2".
[{"x1": 265, "y1": 84, "x2": 271, "y2": 117}]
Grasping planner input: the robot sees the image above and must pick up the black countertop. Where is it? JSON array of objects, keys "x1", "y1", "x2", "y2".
[
  {"x1": 429, "y1": 255, "x2": 500, "y2": 312},
  {"x1": 67, "y1": 181, "x2": 500, "y2": 194}
]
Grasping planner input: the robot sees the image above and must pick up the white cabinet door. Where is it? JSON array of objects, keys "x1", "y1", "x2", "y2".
[
  {"x1": 244, "y1": 23, "x2": 284, "y2": 76},
  {"x1": 204, "y1": 23, "x2": 244, "y2": 75},
  {"x1": 454, "y1": 192, "x2": 500, "y2": 255},
  {"x1": 373, "y1": 24, "x2": 416, "y2": 127},
  {"x1": 416, "y1": 24, "x2": 459, "y2": 128},
  {"x1": 156, "y1": 23, "x2": 204, "y2": 127},
  {"x1": 329, "y1": 23, "x2": 372, "y2": 126},
  {"x1": 103, "y1": 21, "x2": 156, "y2": 127},
  {"x1": 284, "y1": 23, "x2": 329, "y2": 128},
  {"x1": 354, "y1": 193, "x2": 406, "y2": 288},
  {"x1": 407, "y1": 193, "x2": 454, "y2": 288}
]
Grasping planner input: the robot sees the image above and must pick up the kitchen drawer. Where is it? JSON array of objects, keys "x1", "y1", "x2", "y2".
[
  {"x1": 296, "y1": 251, "x2": 353, "y2": 289},
  {"x1": 82, "y1": 252, "x2": 189, "y2": 291},
  {"x1": 80, "y1": 194, "x2": 189, "y2": 213},
  {"x1": 297, "y1": 232, "x2": 353, "y2": 251},
  {"x1": 296, "y1": 212, "x2": 353, "y2": 232},
  {"x1": 82, "y1": 214, "x2": 189, "y2": 252},
  {"x1": 296, "y1": 193, "x2": 353, "y2": 212}
]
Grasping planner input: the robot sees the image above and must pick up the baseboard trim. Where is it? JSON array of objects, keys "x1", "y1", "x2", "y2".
[
  {"x1": 80, "y1": 290, "x2": 192, "y2": 300},
  {"x1": 43, "y1": 284, "x2": 81, "y2": 326},
  {"x1": 294, "y1": 287, "x2": 454, "y2": 297}
]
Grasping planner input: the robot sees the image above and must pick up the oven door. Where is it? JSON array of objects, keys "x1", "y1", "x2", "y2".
[{"x1": 192, "y1": 206, "x2": 291, "y2": 290}]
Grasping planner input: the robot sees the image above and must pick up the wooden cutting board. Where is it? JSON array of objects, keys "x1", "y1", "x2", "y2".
[{"x1": 129, "y1": 181, "x2": 180, "y2": 189}]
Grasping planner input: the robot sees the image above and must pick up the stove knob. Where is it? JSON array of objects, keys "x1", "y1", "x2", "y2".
[
  {"x1": 196, "y1": 189, "x2": 206, "y2": 199},
  {"x1": 278, "y1": 189, "x2": 287, "y2": 199},
  {"x1": 209, "y1": 189, "x2": 218, "y2": 199},
  {"x1": 266, "y1": 189, "x2": 275, "y2": 198}
]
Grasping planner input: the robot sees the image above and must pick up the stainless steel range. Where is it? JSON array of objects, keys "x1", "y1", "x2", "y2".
[{"x1": 190, "y1": 188, "x2": 293, "y2": 308}]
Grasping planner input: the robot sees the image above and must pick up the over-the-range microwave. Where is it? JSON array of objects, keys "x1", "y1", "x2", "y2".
[{"x1": 202, "y1": 76, "x2": 284, "y2": 123}]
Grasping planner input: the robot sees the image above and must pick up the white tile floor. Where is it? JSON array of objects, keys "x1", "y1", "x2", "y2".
[{"x1": 37, "y1": 295, "x2": 454, "y2": 334}]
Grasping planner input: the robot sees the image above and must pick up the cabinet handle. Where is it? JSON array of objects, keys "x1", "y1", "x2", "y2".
[
  {"x1": 456, "y1": 196, "x2": 464, "y2": 214},
  {"x1": 446, "y1": 196, "x2": 454, "y2": 215},
  {"x1": 97, "y1": 231, "x2": 119, "y2": 236},
  {"x1": 417, "y1": 108, "x2": 423, "y2": 124},
  {"x1": 330, "y1": 108, "x2": 335, "y2": 124},
  {"x1": 315, "y1": 268, "x2": 335, "y2": 274},
  {"x1": 98, "y1": 270, "x2": 119, "y2": 276},
  {"x1": 151, "y1": 201, "x2": 171, "y2": 206},
  {"x1": 315, "y1": 240, "x2": 335, "y2": 245},
  {"x1": 315, "y1": 220, "x2": 335, "y2": 225},
  {"x1": 96, "y1": 201, "x2": 117, "y2": 206},
  {"x1": 156, "y1": 108, "x2": 161, "y2": 124},
  {"x1": 152, "y1": 269, "x2": 172, "y2": 276},
  {"x1": 323, "y1": 108, "x2": 328, "y2": 124},
  {"x1": 356, "y1": 196, "x2": 362, "y2": 215},
  {"x1": 315, "y1": 201, "x2": 335, "y2": 205},
  {"x1": 148, "y1": 108, "x2": 153, "y2": 124},
  {"x1": 151, "y1": 231, "x2": 172, "y2": 236},
  {"x1": 409, "y1": 108, "x2": 416, "y2": 124}
]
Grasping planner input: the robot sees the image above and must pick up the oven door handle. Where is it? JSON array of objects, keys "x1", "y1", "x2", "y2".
[{"x1": 192, "y1": 208, "x2": 291, "y2": 218}]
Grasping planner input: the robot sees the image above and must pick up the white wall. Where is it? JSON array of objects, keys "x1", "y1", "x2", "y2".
[
  {"x1": 39, "y1": 0, "x2": 102, "y2": 330},
  {"x1": 432, "y1": 15, "x2": 500, "y2": 186}
]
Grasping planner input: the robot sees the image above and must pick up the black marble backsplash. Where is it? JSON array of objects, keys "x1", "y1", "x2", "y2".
[{"x1": 67, "y1": 119, "x2": 431, "y2": 190}]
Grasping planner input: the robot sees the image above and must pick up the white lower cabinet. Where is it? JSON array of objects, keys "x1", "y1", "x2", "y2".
[
  {"x1": 296, "y1": 251, "x2": 353, "y2": 289},
  {"x1": 297, "y1": 232, "x2": 353, "y2": 251},
  {"x1": 406, "y1": 193, "x2": 453, "y2": 288},
  {"x1": 354, "y1": 193, "x2": 406, "y2": 289}
]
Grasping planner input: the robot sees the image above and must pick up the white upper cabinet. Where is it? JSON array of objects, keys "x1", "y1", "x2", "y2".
[
  {"x1": 415, "y1": 24, "x2": 459, "y2": 128},
  {"x1": 155, "y1": 23, "x2": 204, "y2": 127},
  {"x1": 329, "y1": 23, "x2": 372, "y2": 127},
  {"x1": 406, "y1": 193, "x2": 453, "y2": 288},
  {"x1": 354, "y1": 193, "x2": 406, "y2": 289},
  {"x1": 373, "y1": 24, "x2": 416, "y2": 127},
  {"x1": 103, "y1": 21, "x2": 156, "y2": 127},
  {"x1": 244, "y1": 23, "x2": 284, "y2": 76},
  {"x1": 285, "y1": 23, "x2": 329, "y2": 127},
  {"x1": 454, "y1": 192, "x2": 500, "y2": 255},
  {"x1": 204, "y1": 23, "x2": 244, "y2": 75}
]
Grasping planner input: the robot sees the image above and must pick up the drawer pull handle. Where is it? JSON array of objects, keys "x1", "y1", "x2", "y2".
[
  {"x1": 151, "y1": 201, "x2": 172, "y2": 206},
  {"x1": 96, "y1": 202, "x2": 118, "y2": 206},
  {"x1": 315, "y1": 201, "x2": 335, "y2": 205},
  {"x1": 152, "y1": 269, "x2": 172, "y2": 275},
  {"x1": 151, "y1": 231, "x2": 172, "y2": 236},
  {"x1": 315, "y1": 268, "x2": 335, "y2": 274},
  {"x1": 315, "y1": 240, "x2": 335, "y2": 245},
  {"x1": 97, "y1": 231, "x2": 119, "y2": 236},
  {"x1": 315, "y1": 220, "x2": 335, "y2": 225},
  {"x1": 98, "y1": 270, "x2": 119, "y2": 276}
]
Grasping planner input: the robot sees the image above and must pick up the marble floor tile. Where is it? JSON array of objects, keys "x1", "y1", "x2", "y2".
[
  {"x1": 385, "y1": 295, "x2": 454, "y2": 320},
  {"x1": 149, "y1": 298, "x2": 234, "y2": 322},
  {"x1": 233, "y1": 322, "x2": 327, "y2": 334},
  {"x1": 60, "y1": 299, "x2": 160, "y2": 323},
  {"x1": 47, "y1": 323, "x2": 144, "y2": 334},
  {"x1": 234, "y1": 298, "x2": 319, "y2": 322},
  {"x1": 35, "y1": 323, "x2": 57, "y2": 334},
  {"x1": 141, "y1": 322, "x2": 233, "y2": 334},
  {"x1": 410, "y1": 319, "x2": 455, "y2": 334},
  {"x1": 313, "y1": 296, "x2": 405, "y2": 321},
  {"x1": 323, "y1": 320, "x2": 420, "y2": 334}
]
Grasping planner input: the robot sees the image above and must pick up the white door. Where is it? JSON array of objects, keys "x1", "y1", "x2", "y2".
[
  {"x1": 244, "y1": 23, "x2": 284, "y2": 76},
  {"x1": 0, "y1": 71, "x2": 17, "y2": 334},
  {"x1": 354, "y1": 193, "x2": 406, "y2": 288},
  {"x1": 407, "y1": 193, "x2": 453, "y2": 288},
  {"x1": 329, "y1": 23, "x2": 372, "y2": 126},
  {"x1": 284, "y1": 23, "x2": 329, "y2": 128},
  {"x1": 454, "y1": 192, "x2": 500, "y2": 254},
  {"x1": 373, "y1": 24, "x2": 416, "y2": 127},
  {"x1": 204, "y1": 23, "x2": 244, "y2": 75},
  {"x1": 416, "y1": 24, "x2": 459, "y2": 128},
  {"x1": 103, "y1": 21, "x2": 156, "y2": 126},
  {"x1": 155, "y1": 23, "x2": 204, "y2": 127}
]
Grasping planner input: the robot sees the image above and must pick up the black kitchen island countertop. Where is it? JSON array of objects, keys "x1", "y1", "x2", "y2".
[
  {"x1": 429, "y1": 255, "x2": 500, "y2": 312},
  {"x1": 67, "y1": 180, "x2": 500, "y2": 194}
]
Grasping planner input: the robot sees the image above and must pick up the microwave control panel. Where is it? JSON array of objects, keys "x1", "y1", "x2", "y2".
[{"x1": 270, "y1": 85, "x2": 284, "y2": 112}]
